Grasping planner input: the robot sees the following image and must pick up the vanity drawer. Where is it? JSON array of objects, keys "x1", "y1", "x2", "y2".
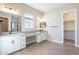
[
  {"x1": 20, "y1": 45, "x2": 26, "y2": 49},
  {"x1": 20, "y1": 41, "x2": 26, "y2": 44},
  {"x1": 20, "y1": 37, "x2": 26, "y2": 41},
  {"x1": 21, "y1": 40, "x2": 26, "y2": 42},
  {"x1": 20, "y1": 41, "x2": 26, "y2": 49}
]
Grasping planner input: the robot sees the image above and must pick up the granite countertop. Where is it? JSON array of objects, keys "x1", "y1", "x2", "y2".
[
  {"x1": 0, "y1": 32, "x2": 25, "y2": 37},
  {"x1": 0, "y1": 28, "x2": 47, "y2": 37}
]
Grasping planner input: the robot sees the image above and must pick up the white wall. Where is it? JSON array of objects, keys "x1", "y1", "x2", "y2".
[
  {"x1": 0, "y1": 3, "x2": 44, "y2": 16},
  {"x1": 43, "y1": 4, "x2": 79, "y2": 44},
  {"x1": 44, "y1": 10, "x2": 63, "y2": 43}
]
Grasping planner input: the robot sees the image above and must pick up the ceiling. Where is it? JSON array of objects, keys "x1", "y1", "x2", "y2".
[{"x1": 26, "y1": 3, "x2": 70, "y2": 13}]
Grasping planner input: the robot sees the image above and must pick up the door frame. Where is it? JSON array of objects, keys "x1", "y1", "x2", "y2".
[
  {"x1": 0, "y1": 11, "x2": 11, "y2": 32},
  {"x1": 62, "y1": 9, "x2": 77, "y2": 47}
]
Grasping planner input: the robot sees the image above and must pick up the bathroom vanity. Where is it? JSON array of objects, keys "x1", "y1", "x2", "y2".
[
  {"x1": 0, "y1": 32, "x2": 26, "y2": 55},
  {"x1": 0, "y1": 11, "x2": 47, "y2": 55},
  {"x1": 0, "y1": 30, "x2": 47, "y2": 55}
]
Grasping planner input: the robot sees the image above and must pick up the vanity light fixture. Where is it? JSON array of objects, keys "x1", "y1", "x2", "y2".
[
  {"x1": 5, "y1": 7, "x2": 16, "y2": 11},
  {"x1": 1, "y1": 6, "x2": 17, "y2": 14},
  {"x1": 38, "y1": 16, "x2": 43, "y2": 22}
]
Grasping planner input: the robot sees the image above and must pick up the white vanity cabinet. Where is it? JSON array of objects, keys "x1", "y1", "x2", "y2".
[
  {"x1": 20, "y1": 34, "x2": 26, "y2": 49},
  {"x1": 12, "y1": 36, "x2": 21, "y2": 52},
  {"x1": 0, "y1": 36, "x2": 14, "y2": 55},
  {"x1": 0, "y1": 36, "x2": 21, "y2": 55},
  {"x1": 41, "y1": 31, "x2": 47, "y2": 41},
  {"x1": 0, "y1": 33, "x2": 26, "y2": 55},
  {"x1": 36, "y1": 31, "x2": 47, "y2": 43}
]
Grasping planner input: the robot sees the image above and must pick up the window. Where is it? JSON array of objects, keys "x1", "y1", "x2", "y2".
[
  {"x1": 22, "y1": 16, "x2": 34, "y2": 32},
  {"x1": 24, "y1": 17, "x2": 34, "y2": 28}
]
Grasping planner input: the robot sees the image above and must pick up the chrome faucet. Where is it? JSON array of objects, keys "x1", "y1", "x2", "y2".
[{"x1": 9, "y1": 31, "x2": 11, "y2": 34}]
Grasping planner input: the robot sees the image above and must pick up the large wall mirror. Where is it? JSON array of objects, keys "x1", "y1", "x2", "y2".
[
  {"x1": 21, "y1": 14, "x2": 35, "y2": 32},
  {"x1": 0, "y1": 11, "x2": 22, "y2": 33},
  {"x1": 0, "y1": 11, "x2": 35, "y2": 33},
  {"x1": 11, "y1": 15, "x2": 21, "y2": 32}
]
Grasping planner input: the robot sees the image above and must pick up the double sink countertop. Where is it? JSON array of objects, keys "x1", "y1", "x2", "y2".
[{"x1": 0, "y1": 29, "x2": 47, "y2": 37}]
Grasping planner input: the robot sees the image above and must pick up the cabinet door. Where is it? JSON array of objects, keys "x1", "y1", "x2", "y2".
[
  {"x1": 36, "y1": 33, "x2": 42, "y2": 43},
  {"x1": 41, "y1": 32, "x2": 47, "y2": 41},
  {"x1": 0, "y1": 37, "x2": 13, "y2": 55},
  {"x1": 20, "y1": 36, "x2": 26, "y2": 49},
  {"x1": 12, "y1": 36, "x2": 20, "y2": 52},
  {"x1": 36, "y1": 32, "x2": 47, "y2": 43}
]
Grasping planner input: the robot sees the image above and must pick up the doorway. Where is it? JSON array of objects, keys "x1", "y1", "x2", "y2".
[
  {"x1": 0, "y1": 17, "x2": 9, "y2": 32},
  {"x1": 63, "y1": 10, "x2": 75, "y2": 46}
]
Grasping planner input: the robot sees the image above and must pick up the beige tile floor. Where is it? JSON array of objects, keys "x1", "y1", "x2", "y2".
[{"x1": 11, "y1": 40, "x2": 79, "y2": 55}]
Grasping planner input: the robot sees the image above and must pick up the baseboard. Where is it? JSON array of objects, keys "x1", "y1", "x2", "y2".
[
  {"x1": 47, "y1": 39, "x2": 63, "y2": 44},
  {"x1": 75, "y1": 44, "x2": 79, "y2": 48}
]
